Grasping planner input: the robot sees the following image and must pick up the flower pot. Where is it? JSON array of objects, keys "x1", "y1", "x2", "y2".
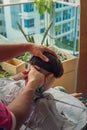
[
  {"x1": 49, "y1": 46, "x2": 78, "y2": 93},
  {"x1": 1, "y1": 58, "x2": 26, "y2": 75}
]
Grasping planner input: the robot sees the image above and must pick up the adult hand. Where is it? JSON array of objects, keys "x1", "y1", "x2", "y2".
[
  {"x1": 0, "y1": 44, "x2": 57, "y2": 62},
  {"x1": 29, "y1": 44, "x2": 57, "y2": 62},
  {"x1": 71, "y1": 92, "x2": 87, "y2": 107},
  {"x1": 27, "y1": 66, "x2": 45, "y2": 90},
  {"x1": 71, "y1": 93, "x2": 83, "y2": 100}
]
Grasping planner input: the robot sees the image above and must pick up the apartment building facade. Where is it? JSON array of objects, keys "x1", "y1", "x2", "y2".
[{"x1": 0, "y1": 1, "x2": 80, "y2": 52}]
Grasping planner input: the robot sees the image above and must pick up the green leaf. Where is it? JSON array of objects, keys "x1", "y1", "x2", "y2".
[
  {"x1": 35, "y1": 0, "x2": 53, "y2": 15},
  {"x1": 0, "y1": 74, "x2": 5, "y2": 78},
  {"x1": 55, "y1": 26, "x2": 60, "y2": 32}
]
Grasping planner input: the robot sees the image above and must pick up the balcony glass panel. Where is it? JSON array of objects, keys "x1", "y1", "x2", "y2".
[{"x1": 0, "y1": 0, "x2": 80, "y2": 55}]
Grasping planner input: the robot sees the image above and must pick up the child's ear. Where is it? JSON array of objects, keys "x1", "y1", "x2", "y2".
[{"x1": 44, "y1": 74, "x2": 55, "y2": 90}]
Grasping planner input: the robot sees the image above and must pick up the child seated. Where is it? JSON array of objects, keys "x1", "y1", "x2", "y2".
[
  {"x1": 0, "y1": 52, "x2": 87, "y2": 130},
  {"x1": 0, "y1": 52, "x2": 63, "y2": 104}
]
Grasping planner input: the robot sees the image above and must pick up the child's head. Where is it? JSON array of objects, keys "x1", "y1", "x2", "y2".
[{"x1": 29, "y1": 52, "x2": 64, "y2": 78}]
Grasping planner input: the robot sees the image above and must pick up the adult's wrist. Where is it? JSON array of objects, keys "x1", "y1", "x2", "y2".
[
  {"x1": 22, "y1": 81, "x2": 37, "y2": 95},
  {"x1": 26, "y1": 80, "x2": 38, "y2": 91},
  {"x1": 23, "y1": 43, "x2": 34, "y2": 52}
]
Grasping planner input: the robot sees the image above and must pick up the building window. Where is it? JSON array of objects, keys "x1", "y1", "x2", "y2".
[
  {"x1": 63, "y1": 23, "x2": 68, "y2": 33},
  {"x1": 55, "y1": 17, "x2": 61, "y2": 22},
  {"x1": 55, "y1": 12, "x2": 61, "y2": 22},
  {"x1": 24, "y1": 19, "x2": 34, "y2": 28},
  {"x1": 40, "y1": 15, "x2": 44, "y2": 20},
  {"x1": 24, "y1": 4, "x2": 34, "y2": 12},
  {"x1": 0, "y1": 20, "x2": 2, "y2": 25},
  {"x1": 67, "y1": 22, "x2": 71, "y2": 31},
  {"x1": 40, "y1": 28, "x2": 45, "y2": 33},
  {"x1": 63, "y1": 10, "x2": 71, "y2": 20},
  {"x1": 0, "y1": 32, "x2": 7, "y2": 37},
  {"x1": 0, "y1": 8, "x2": 1, "y2": 13},
  {"x1": 63, "y1": 10, "x2": 68, "y2": 20},
  {"x1": 0, "y1": 7, "x2": 4, "y2": 13},
  {"x1": 55, "y1": 3, "x2": 62, "y2": 8}
]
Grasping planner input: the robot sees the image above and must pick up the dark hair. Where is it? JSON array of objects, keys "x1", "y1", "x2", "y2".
[{"x1": 29, "y1": 52, "x2": 64, "y2": 78}]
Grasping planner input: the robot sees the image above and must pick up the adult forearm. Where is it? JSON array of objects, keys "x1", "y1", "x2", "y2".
[
  {"x1": 7, "y1": 82, "x2": 35, "y2": 130},
  {"x1": 0, "y1": 43, "x2": 33, "y2": 62},
  {"x1": 7, "y1": 66, "x2": 45, "y2": 130}
]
